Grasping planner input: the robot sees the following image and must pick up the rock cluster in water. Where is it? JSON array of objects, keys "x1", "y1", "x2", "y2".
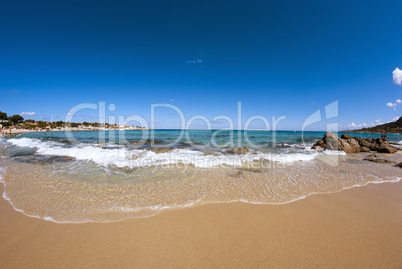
[{"x1": 312, "y1": 132, "x2": 398, "y2": 154}]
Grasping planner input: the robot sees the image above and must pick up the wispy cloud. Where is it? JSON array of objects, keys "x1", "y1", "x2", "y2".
[
  {"x1": 20, "y1": 112, "x2": 36, "y2": 117},
  {"x1": 7, "y1": 89, "x2": 19, "y2": 94},
  {"x1": 393, "y1": 67, "x2": 402, "y2": 86},
  {"x1": 347, "y1": 121, "x2": 375, "y2": 130},
  {"x1": 348, "y1": 122, "x2": 356, "y2": 128},
  {"x1": 348, "y1": 122, "x2": 360, "y2": 129},
  {"x1": 186, "y1": 58, "x2": 203, "y2": 64}
]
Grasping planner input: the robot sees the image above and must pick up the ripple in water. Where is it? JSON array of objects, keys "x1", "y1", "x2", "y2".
[{"x1": 0, "y1": 153, "x2": 400, "y2": 223}]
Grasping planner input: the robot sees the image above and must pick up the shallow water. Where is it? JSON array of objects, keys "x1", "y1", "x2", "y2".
[{"x1": 0, "y1": 130, "x2": 401, "y2": 223}]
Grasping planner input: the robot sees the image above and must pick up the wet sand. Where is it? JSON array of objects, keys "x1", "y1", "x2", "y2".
[{"x1": 0, "y1": 180, "x2": 401, "y2": 268}]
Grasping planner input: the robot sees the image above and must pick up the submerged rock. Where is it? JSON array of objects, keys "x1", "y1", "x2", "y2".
[
  {"x1": 14, "y1": 155, "x2": 75, "y2": 164},
  {"x1": 127, "y1": 141, "x2": 142, "y2": 145},
  {"x1": 238, "y1": 168, "x2": 262, "y2": 173},
  {"x1": 151, "y1": 147, "x2": 174, "y2": 154},
  {"x1": 229, "y1": 147, "x2": 250, "y2": 154},
  {"x1": 363, "y1": 158, "x2": 395, "y2": 164}
]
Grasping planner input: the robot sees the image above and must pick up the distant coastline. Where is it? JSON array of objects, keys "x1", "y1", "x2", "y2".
[{"x1": 343, "y1": 116, "x2": 401, "y2": 134}]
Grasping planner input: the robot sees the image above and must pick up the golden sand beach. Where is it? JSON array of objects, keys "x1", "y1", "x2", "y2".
[{"x1": 1, "y1": 179, "x2": 401, "y2": 268}]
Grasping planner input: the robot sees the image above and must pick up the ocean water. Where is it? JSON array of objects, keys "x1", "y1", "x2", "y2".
[{"x1": 0, "y1": 130, "x2": 401, "y2": 223}]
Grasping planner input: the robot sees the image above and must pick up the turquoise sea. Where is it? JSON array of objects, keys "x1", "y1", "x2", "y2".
[{"x1": 0, "y1": 130, "x2": 401, "y2": 222}]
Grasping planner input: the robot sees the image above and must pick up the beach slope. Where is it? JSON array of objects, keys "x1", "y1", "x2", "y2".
[{"x1": 0, "y1": 181, "x2": 401, "y2": 268}]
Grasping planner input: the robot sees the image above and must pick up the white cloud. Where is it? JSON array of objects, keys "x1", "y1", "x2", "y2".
[
  {"x1": 387, "y1": 102, "x2": 397, "y2": 107},
  {"x1": 387, "y1": 99, "x2": 402, "y2": 110},
  {"x1": 347, "y1": 119, "x2": 384, "y2": 130},
  {"x1": 393, "y1": 67, "x2": 402, "y2": 86},
  {"x1": 393, "y1": 116, "x2": 400, "y2": 121},
  {"x1": 20, "y1": 112, "x2": 36, "y2": 116},
  {"x1": 348, "y1": 122, "x2": 362, "y2": 129}
]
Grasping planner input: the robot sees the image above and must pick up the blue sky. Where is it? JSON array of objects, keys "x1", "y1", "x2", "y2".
[{"x1": 1, "y1": 0, "x2": 401, "y2": 130}]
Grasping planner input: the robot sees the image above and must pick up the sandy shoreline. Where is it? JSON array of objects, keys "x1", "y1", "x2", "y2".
[
  {"x1": 2, "y1": 128, "x2": 148, "y2": 135},
  {"x1": 0, "y1": 179, "x2": 401, "y2": 268}
]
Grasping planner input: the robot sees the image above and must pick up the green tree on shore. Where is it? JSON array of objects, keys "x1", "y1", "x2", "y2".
[
  {"x1": 37, "y1": 121, "x2": 48, "y2": 128},
  {"x1": 8, "y1": 114, "x2": 24, "y2": 125},
  {"x1": 0, "y1": 111, "x2": 7, "y2": 122}
]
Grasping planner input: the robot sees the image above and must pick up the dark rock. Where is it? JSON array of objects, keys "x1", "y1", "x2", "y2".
[
  {"x1": 341, "y1": 134, "x2": 352, "y2": 140},
  {"x1": 360, "y1": 146, "x2": 370, "y2": 152},
  {"x1": 369, "y1": 143, "x2": 380, "y2": 151},
  {"x1": 363, "y1": 158, "x2": 395, "y2": 164},
  {"x1": 360, "y1": 139, "x2": 371, "y2": 148},
  {"x1": 378, "y1": 140, "x2": 386, "y2": 146},
  {"x1": 311, "y1": 139, "x2": 325, "y2": 150},
  {"x1": 395, "y1": 162, "x2": 402, "y2": 168},
  {"x1": 378, "y1": 144, "x2": 398, "y2": 154},
  {"x1": 369, "y1": 139, "x2": 382, "y2": 151}
]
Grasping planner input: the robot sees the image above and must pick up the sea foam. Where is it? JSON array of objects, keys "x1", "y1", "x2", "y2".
[{"x1": 8, "y1": 137, "x2": 341, "y2": 168}]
